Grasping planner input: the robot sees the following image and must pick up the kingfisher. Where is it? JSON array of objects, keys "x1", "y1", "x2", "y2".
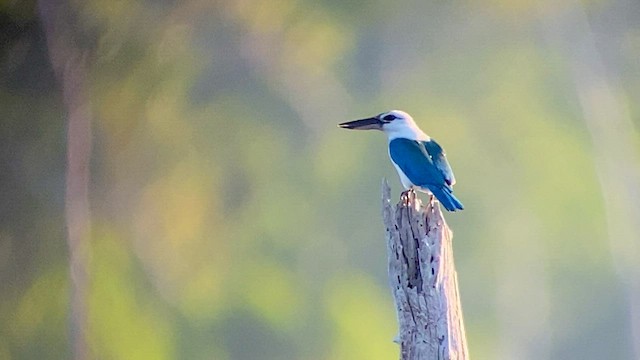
[{"x1": 339, "y1": 110, "x2": 464, "y2": 212}]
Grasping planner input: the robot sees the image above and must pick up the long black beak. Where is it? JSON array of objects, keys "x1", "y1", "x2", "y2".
[{"x1": 338, "y1": 117, "x2": 383, "y2": 130}]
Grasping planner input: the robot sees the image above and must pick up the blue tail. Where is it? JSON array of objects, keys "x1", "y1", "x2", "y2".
[{"x1": 430, "y1": 186, "x2": 464, "y2": 212}]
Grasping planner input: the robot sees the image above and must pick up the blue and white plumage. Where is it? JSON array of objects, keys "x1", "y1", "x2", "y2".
[{"x1": 339, "y1": 110, "x2": 464, "y2": 212}]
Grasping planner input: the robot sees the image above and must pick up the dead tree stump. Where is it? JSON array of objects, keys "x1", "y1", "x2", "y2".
[{"x1": 382, "y1": 179, "x2": 469, "y2": 360}]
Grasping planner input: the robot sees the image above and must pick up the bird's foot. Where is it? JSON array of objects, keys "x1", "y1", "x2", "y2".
[
  {"x1": 427, "y1": 194, "x2": 435, "y2": 211},
  {"x1": 400, "y1": 190, "x2": 410, "y2": 205},
  {"x1": 400, "y1": 189, "x2": 417, "y2": 206}
]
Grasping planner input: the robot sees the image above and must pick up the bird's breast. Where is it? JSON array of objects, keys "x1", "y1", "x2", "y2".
[{"x1": 389, "y1": 157, "x2": 414, "y2": 190}]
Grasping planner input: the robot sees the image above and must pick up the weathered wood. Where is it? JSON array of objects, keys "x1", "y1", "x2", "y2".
[
  {"x1": 382, "y1": 179, "x2": 469, "y2": 360},
  {"x1": 39, "y1": 1, "x2": 94, "y2": 358}
]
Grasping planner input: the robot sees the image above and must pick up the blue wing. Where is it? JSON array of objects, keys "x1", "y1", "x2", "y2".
[
  {"x1": 389, "y1": 138, "x2": 463, "y2": 211},
  {"x1": 422, "y1": 139, "x2": 456, "y2": 186},
  {"x1": 389, "y1": 139, "x2": 447, "y2": 188}
]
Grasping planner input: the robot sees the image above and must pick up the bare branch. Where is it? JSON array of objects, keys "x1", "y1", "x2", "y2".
[{"x1": 382, "y1": 180, "x2": 469, "y2": 360}]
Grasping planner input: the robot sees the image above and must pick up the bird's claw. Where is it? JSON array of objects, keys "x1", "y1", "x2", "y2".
[
  {"x1": 426, "y1": 194, "x2": 435, "y2": 211},
  {"x1": 400, "y1": 189, "x2": 417, "y2": 206}
]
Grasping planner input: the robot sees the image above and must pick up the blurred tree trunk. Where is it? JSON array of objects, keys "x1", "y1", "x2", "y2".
[
  {"x1": 382, "y1": 180, "x2": 469, "y2": 360},
  {"x1": 539, "y1": 3, "x2": 640, "y2": 358},
  {"x1": 38, "y1": 1, "x2": 93, "y2": 359}
]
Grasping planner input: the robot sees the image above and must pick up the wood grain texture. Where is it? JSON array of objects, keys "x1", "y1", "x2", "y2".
[{"x1": 382, "y1": 180, "x2": 468, "y2": 360}]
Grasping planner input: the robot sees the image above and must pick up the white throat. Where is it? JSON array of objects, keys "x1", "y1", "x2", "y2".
[{"x1": 383, "y1": 123, "x2": 430, "y2": 142}]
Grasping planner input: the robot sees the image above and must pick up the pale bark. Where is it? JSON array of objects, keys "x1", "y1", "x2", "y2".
[
  {"x1": 382, "y1": 180, "x2": 468, "y2": 360},
  {"x1": 38, "y1": 1, "x2": 93, "y2": 358},
  {"x1": 539, "y1": 4, "x2": 640, "y2": 357}
]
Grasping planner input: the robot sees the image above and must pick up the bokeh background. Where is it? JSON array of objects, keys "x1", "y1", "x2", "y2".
[{"x1": 2, "y1": 0, "x2": 640, "y2": 359}]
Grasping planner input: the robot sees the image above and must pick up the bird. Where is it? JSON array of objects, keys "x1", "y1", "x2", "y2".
[{"x1": 339, "y1": 110, "x2": 464, "y2": 211}]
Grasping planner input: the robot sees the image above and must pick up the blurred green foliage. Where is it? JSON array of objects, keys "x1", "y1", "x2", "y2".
[{"x1": 1, "y1": 0, "x2": 640, "y2": 359}]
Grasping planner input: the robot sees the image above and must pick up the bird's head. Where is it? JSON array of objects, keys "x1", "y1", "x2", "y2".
[{"x1": 339, "y1": 110, "x2": 427, "y2": 140}]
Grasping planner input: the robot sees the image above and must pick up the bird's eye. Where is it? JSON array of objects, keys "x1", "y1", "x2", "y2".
[{"x1": 382, "y1": 114, "x2": 397, "y2": 121}]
